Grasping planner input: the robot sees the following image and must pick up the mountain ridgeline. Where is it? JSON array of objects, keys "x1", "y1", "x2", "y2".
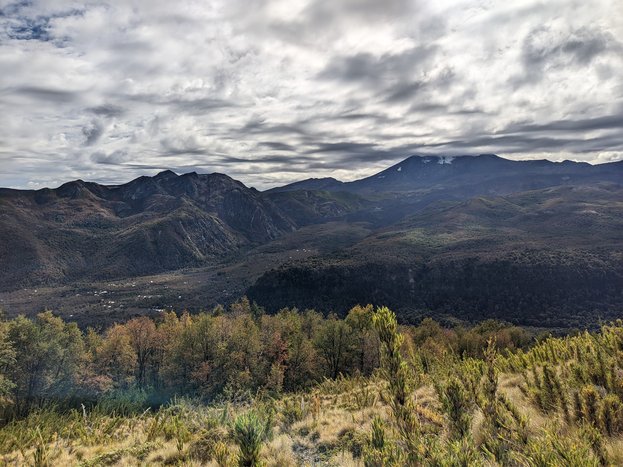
[
  {"x1": 1, "y1": 154, "x2": 622, "y2": 327},
  {"x1": 0, "y1": 171, "x2": 297, "y2": 289}
]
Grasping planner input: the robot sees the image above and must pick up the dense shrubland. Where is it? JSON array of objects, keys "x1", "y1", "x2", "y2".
[{"x1": 1, "y1": 301, "x2": 622, "y2": 465}]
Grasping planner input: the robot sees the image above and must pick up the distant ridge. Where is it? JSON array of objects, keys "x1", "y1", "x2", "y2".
[
  {"x1": 1, "y1": 153, "x2": 622, "y2": 327},
  {"x1": 269, "y1": 154, "x2": 622, "y2": 194},
  {"x1": 2, "y1": 154, "x2": 619, "y2": 195}
]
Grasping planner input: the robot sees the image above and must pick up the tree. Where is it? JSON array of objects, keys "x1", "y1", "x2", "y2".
[
  {"x1": 345, "y1": 305, "x2": 379, "y2": 375},
  {"x1": 0, "y1": 319, "x2": 15, "y2": 407},
  {"x1": 95, "y1": 323, "x2": 137, "y2": 390},
  {"x1": 6, "y1": 312, "x2": 85, "y2": 414},
  {"x1": 314, "y1": 314, "x2": 355, "y2": 379},
  {"x1": 125, "y1": 317, "x2": 158, "y2": 389}
]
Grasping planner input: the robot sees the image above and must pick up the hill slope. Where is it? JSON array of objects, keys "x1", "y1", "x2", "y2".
[
  {"x1": 248, "y1": 184, "x2": 623, "y2": 327},
  {"x1": 0, "y1": 171, "x2": 296, "y2": 289}
]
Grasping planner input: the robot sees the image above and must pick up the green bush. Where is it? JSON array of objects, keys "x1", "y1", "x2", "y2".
[{"x1": 232, "y1": 411, "x2": 269, "y2": 467}]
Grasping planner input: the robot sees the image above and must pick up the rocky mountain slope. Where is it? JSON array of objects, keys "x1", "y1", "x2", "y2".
[
  {"x1": 0, "y1": 171, "x2": 297, "y2": 289},
  {"x1": 1, "y1": 154, "x2": 622, "y2": 327}
]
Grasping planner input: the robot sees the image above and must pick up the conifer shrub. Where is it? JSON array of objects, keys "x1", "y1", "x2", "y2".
[
  {"x1": 435, "y1": 377, "x2": 473, "y2": 440},
  {"x1": 232, "y1": 411, "x2": 269, "y2": 467}
]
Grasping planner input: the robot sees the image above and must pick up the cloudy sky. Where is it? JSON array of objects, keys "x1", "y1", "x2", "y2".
[{"x1": 1, "y1": 0, "x2": 622, "y2": 189}]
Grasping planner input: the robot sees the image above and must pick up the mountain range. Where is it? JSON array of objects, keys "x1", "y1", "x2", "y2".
[{"x1": 1, "y1": 154, "x2": 622, "y2": 328}]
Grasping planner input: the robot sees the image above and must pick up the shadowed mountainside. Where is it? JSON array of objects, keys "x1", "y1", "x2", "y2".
[{"x1": 248, "y1": 184, "x2": 623, "y2": 327}]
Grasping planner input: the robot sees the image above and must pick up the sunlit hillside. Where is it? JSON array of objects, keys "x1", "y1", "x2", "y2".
[{"x1": 1, "y1": 303, "x2": 623, "y2": 465}]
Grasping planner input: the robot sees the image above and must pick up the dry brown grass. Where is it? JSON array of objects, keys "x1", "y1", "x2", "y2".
[
  {"x1": 499, "y1": 372, "x2": 550, "y2": 430},
  {"x1": 3, "y1": 368, "x2": 622, "y2": 466}
]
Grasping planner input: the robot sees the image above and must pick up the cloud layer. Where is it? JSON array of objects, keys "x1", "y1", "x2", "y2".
[{"x1": 1, "y1": 0, "x2": 622, "y2": 189}]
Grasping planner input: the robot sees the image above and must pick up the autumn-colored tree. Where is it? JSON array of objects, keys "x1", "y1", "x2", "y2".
[
  {"x1": 95, "y1": 323, "x2": 137, "y2": 390},
  {"x1": 125, "y1": 316, "x2": 158, "y2": 389},
  {"x1": 263, "y1": 309, "x2": 318, "y2": 391},
  {"x1": 161, "y1": 312, "x2": 198, "y2": 394}
]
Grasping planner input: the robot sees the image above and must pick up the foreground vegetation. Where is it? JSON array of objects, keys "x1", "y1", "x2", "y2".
[{"x1": 1, "y1": 301, "x2": 623, "y2": 465}]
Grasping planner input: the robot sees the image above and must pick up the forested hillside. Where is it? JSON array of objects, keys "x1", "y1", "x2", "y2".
[
  {"x1": 1, "y1": 303, "x2": 623, "y2": 465},
  {"x1": 249, "y1": 185, "x2": 623, "y2": 327}
]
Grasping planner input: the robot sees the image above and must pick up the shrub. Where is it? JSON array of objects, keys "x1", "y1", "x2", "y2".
[
  {"x1": 436, "y1": 377, "x2": 473, "y2": 440},
  {"x1": 232, "y1": 411, "x2": 269, "y2": 467},
  {"x1": 189, "y1": 426, "x2": 228, "y2": 463},
  {"x1": 599, "y1": 393, "x2": 623, "y2": 435}
]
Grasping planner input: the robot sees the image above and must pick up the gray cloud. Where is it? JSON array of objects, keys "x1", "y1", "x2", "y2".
[
  {"x1": 10, "y1": 85, "x2": 80, "y2": 103},
  {"x1": 88, "y1": 104, "x2": 125, "y2": 118},
  {"x1": 259, "y1": 141, "x2": 296, "y2": 151},
  {"x1": 319, "y1": 46, "x2": 438, "y2": 88},
  {"x1": 0, "y1": 0, "x2": 622, "y2": 190},
  {"x1": 91, "y1": 149, "x2": 128, "y2": 165},
  {"x1": 305, "y1": 142, "x2": 379, "y2": 154},
  {"x1": 82, "y1": 120, "x2": 104, "y2": 146},
  {"x1": 516, "y1": 25, "x2": 621, "y2": 86},
  {"x1": 504, "y1": 114, "x2": 623, "y2": 133}
]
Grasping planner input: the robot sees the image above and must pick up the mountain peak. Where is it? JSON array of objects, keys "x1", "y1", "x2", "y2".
[
  {"x1": 402, "y1": 153, "x2": 502, "y2": 163},
  {"x1": 55, "y1": 179, "x2": 97, "y2": 199},
  {"x1": 154, "y1": 170, "x2": 178, "y2": 180}
]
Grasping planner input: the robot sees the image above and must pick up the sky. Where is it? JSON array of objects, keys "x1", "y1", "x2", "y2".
[{"x1": 0, "y1": 0, "x2": 622, "y2": 190}]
